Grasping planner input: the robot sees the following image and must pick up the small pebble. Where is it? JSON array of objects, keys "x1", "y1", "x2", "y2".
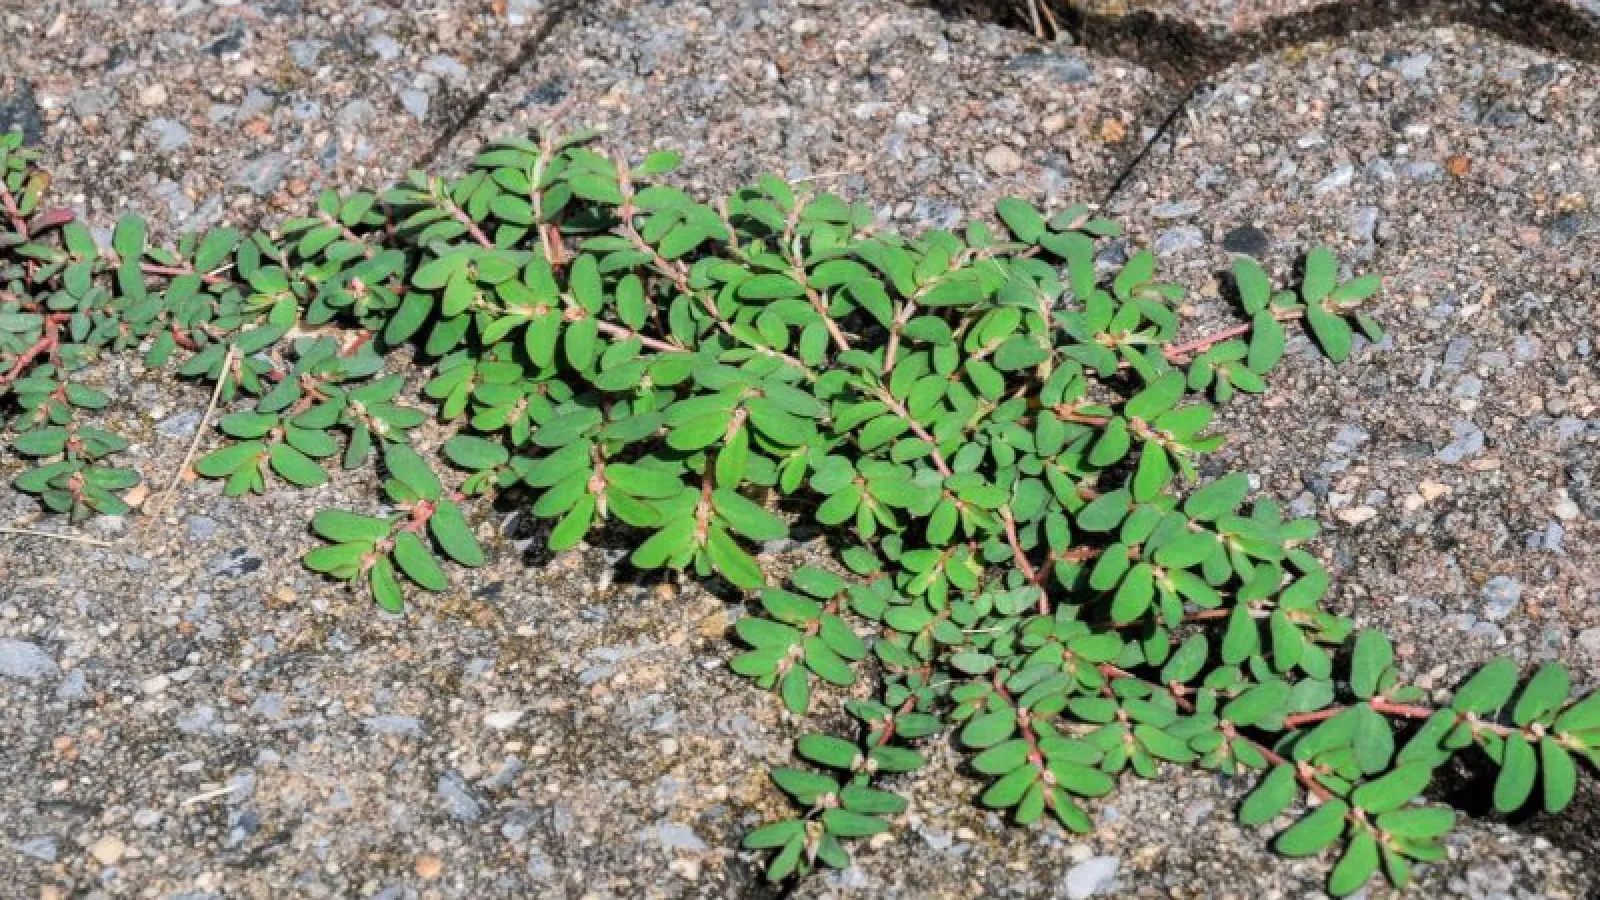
[
  {"x1": 415, "y1": 854, "x2": 443, "y2": 879},
  {"x1": 1064, "y1": 856, "x2": 1120, "y2": 899},
  {"x1": 984, "y1": 145, "x2": 1023, "y2": 175},
  {"x1": 89, "y1": 835, "x2": 125, "y2": 866}
]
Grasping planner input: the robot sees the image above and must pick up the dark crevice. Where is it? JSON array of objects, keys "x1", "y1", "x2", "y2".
[
  {"x1": 1099, "y1": 81, "x2": 1199, "y2": 208},
  {"x1": 925, "y1": 1, "x2": 1600, "y2": 87},
  {"x1": 921, "y1": 0, "x2": 1600, "y2": 210},
  {"x1": 410, "y1": 0, "x2": 578, "y2": 172},
  {"x1": 1429, "y1": 749, "x2": 1600, "y2": 861}
]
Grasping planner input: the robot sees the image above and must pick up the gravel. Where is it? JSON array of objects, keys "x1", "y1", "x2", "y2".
[
  {"x1": 441, "y1": 0, "x2": 1178, "y2": 227},
  {"x1": 0, "y1": 0, "x2": 554, "y2": 235},
  {"x1": 0, "y1": 638, "x2": 57, "y2": 679},
  {"x1": 2, "y1": 1, "x2": 1597, "y2": 898},
  {"x1": 1063, "y1": 855, "x2": 1121, "y2": 898}
]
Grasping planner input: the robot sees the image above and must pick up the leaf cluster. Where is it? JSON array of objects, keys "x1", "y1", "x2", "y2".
[{"x1": 2, "y1": 124, "x2": 1594, "y2": 896}]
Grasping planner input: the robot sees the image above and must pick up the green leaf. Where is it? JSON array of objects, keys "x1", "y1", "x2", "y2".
[
  {"x1": 765, "y1": 834, "x2": 804, "y2": 881},
  {"x1": 548, "y1": 495, "x2": 595, "y2": 551},
  {"x1": 193, "y1": 441, "x2": 266, "y2": 478},
  {"x1": 981, "y1": 765, "x2": 1038, "y2": 809},
  {"x1": 797, "y1": 734, "x2": 860, "y2": 769},
  {"x1": 712, "y1": 489, "x2": 787, "y2": 542},
  {"x1": 1305, "y1": 302, "x2": 1353, "y2": 362},
  {"x1": 1375, "y1": 806, "x2": 1454, "y2": 840},
  {"x1": 940, "y1": 646, "x2": 993, "y2": 675},
  {"x1": 1540, "y1": 737, "x2": 1577, "y2": 813},
  {"x1": 392, "y1": 530, "x2": 448, "y2": 591},
  {"x1": 770, "y1": 768, "x2": 838, "y2": 804},
  {"x1": 1247, "y1": 312, "x2": 1286, "y2": 374},
  {"x1": 1221, "y1": 602, "x2": 1259, "y2": 665},
  {"x1": 302, "y1": 541, "x2": 370, "y2": 578},
  {"x1": 385, "y1": 444, "x2": 442, "y2": 500},
  {"x1": 428, "y1": 499, "x2": 484, "y2": 566},
  {"x1": 1090, "y1": 418, "x2": 1130, "y2": 466},
  {"x1": 269, "y1": 444, "x2": 328, "y2": 487},
  {"x1": 443, "y1": 435, "x2": 510, "y2": 471},
  {"x1": 1160, "y1": 634, "x2": 1208, "y2": 685},
  {"x1": 1328, "y1": 830, "x2": 1379, "y2": 897},
  {"x1": 113, "y1": 214, "x2": 147, "y2": 261},
  {"x1": 1452, "y1": 657, "x2": 1519, "y2": 715},
  {"x1": 1331, "y1": 273, "x2": 1382, "y2": 305},
  {"x1": 1111, "y1": 563, "x2": 1155, "y2": 623},
  {"x1": 962, "y1": 709, "x2": 1018, "y2": 749},
  {"x1": 971, "y1": 740, "x2": 1031, "y2": 776},
  {"x1": 1513, "y1": 662, "x2": 1569, "y2": 727},
  {"x1": 633, "y1": 519, "x2": 695, "y2": 570},
  {"x1": 369, "y1": 556, "x2": 405, "y2": 613},
  {"x1": 605, "y1": 463, "x2": 683, "y2": 499},
  {"x1": 1275, "y1": 799, "x2": 1348, "y2": 857},
  {"x1": 743, "y1": 820, "x2": 804, "y2": 850},
  {"x1": 1223, "y1": 680, "x2": 1290, "y2": 727},
  {"x1": 1493, "y1": 732, "x2": 1537, "y2": 813},
  {"x1": 740, "y1": 274, "x2": 806, "y2": 300},
  {"x1": 1232, "y1": 257, "x2": 1272, "y2": 312},
  {"x1": 996, "y1": 198, "x2": 1046, "y2": 243},
  {"x1": 1077, "y1": 490, "x2": 1130, "y2": 532},
  {"x1": 1132, "y1": 442, "x2": 1171, "y2": 501},
  {"x1": 1124, "y1": 372, "x2": 1185, "y2": 421},
  {"x1": 1349, "y1": 629, "x2": 1392, "y2": 700},
  {"x1": 1554, "y1": 690, "x2": 1600, "y2": 734},
  {"x1": 1350, "y1": 763, "x2": 1431, "y2": 814},
  {"x1": 1302, "y1": 247, "x2": 1337, "y2": 304},
  {"x1": 707, "y1": 526, "x2": 763, "y2": 590},
  {"x1": 841, "y1": 784, "x2": 907, "y2": 816},
  {"x1": 993, "y1": 337, "x2": 1049, "y2": 372},
  {"x1": 313, "y1": 509, "x2": 392, "y2": 543},
  {"x1": 821, "y1": 808, "x2": 888, "y2": 838},
  {"x1": 637, "y1": 149, "x2": 682, "y2": 176},
  {"x1": 1239, "y1": 765, "x2": 1297, "y2": 827},
  {"x1": 1184, "y1": 473, "x2": 1249, "y2": 521}
]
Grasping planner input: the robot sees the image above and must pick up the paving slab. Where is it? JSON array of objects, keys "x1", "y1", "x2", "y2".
[
  {"x1": 4, "y1": 4, "x2": 1600, "y2": 900},
  {"x1": 1102, "y1": 14, "x2": 1600, "y2": 869},
  {"x1": 440, "y1": 0, "x2": 1179, "y2": 231},
  {"x1": 0, "y1": 0, "x2": 556, "y2": 236}
]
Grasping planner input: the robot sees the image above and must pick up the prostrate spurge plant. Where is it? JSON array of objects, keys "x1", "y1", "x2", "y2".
[{"x1": 2, "y1": 125, "x2": 1595, "y2": 894}]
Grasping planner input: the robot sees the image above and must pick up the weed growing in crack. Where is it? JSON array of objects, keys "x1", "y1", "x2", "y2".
[{"x1": 2, "y1": 125, "x2": 1596, "y2": 894}]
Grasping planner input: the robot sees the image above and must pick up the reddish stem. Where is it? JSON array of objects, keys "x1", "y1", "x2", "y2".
[
  {"x1": 877, "y1": 390, "x2": 951, "y2": 477},
  {"x1": 999, "y1": 506, "x2": 1040, "y2": 591},
  {"x1": 140, "y1": 263, "x2": 229, "y2": 286},
  {"x1": 1156, "y1": 310, "x2": 1308, "y2": 365},
  {"x1": 1283, "y1": 699, "x2": 1440, "y2": 730},
  {"x1": 593, "y1": 319, "x2": 684, "y2": 355},
  {"x1": 0, "y1": 179, "x2": 29, "y2": 239},
  {"x1": 445, "y1": 198, "x2": 494, "y2": 249},
  {"x1": 0, "y1": 314, "x2": 66, "y2": 386},
  {"x1": 992, "y1": 673, "x2": 1060, "y2": 812}
]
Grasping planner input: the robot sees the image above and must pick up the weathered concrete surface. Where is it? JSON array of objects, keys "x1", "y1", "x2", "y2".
[
  {"x1": 1101, "y1": 16, "x2": 1600, "y2": 880},
  {"x1": 1106, "y1": 22, "x2": 1600, "y2": 679},
  {"x1": 2, "y1": 2, "x2": 1598, "y2": 899},
  {"x1": 441, "y1": 0, "x2": 1178, "y2": 230},
  {"x1": 0, "y1": 0, "x2": 557, "y2": 235}
]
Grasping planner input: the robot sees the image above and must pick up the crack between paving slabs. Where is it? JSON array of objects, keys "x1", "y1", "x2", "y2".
[
  {"x1": 1099, "y1": 79, "x2": 1201, "y2": 210},
  {"x1": 1040, "y1": 0, "x2": 1600, "y2": 86},
  {"x1": 410, "y1": 0, "x2": 581, "y2": 172}
]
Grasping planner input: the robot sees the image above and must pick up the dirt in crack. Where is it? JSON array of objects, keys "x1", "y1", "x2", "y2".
[{"x1": 922, "y1": 0, "x2": 1600, "y2": 87}]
